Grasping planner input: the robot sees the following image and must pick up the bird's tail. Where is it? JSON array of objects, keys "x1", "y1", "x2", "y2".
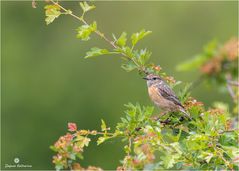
[{"x1": 179, "y1": 108, "x2": 192, "y2": 120}]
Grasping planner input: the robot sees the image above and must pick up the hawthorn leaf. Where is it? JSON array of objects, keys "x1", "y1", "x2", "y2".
[
  {"x1": 97, "y1": 136, "x2": 109, "y2": 145},
  {"x1": 138, "y1": 49, "x2": 152, "y2": 65},
  {"x1": 76, "y1": 21, "x2": 97, "y2": 41},
  {"x1": 176, "y1": 54, "x2": 209, "y2": 71},
  {"x1": 44, "y1": 4, "x2": 61, "y2": 25},
  {"x1": 131, "y1": 29, "x2": 152, "y2": 46},
  {"x1": 161, "y1": 155, "x2": 177, "y2": 169},
  {"x1": 101, "y1": 119, "x2": 107, "y2": 132},
  {"x1": 85, "y1": 47, "x2": 116, "y2": 58},
  {"x1": 79, "y1": 1, "x2": 95, "y2": 13},
  {"x1": 121, "y1": 61, "x2": 138, "y2": 72},
  {"x1": 116, "y1": 32, "x2": 127, "y2": 47}
]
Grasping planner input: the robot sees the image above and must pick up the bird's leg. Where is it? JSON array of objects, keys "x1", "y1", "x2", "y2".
[
  {"x1": 179, "y1": 116, "x2": 185, "y2": 122},
  {"x1": 157, "y1": 111, "x2": 171, "y2": 124},
  {"x1": 160, "y1": 118, "x2": 171, "y2": 124}
]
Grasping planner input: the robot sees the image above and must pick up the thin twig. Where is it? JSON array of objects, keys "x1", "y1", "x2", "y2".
[
  {"x1": 49, "y1": 0, "x2": 147, "y2": 74},
  {"x1": 218, "y1": 129, "x2": 239, "y2": 134},
  {"x1": 128, "y1": 137, "x2": 132, "y2": 156},
  {"x1": 225, "y1": 73, "x2": 236, "y2": 100},
  {"x1": 228, "y1": 80, "x2": 239, "y2": 87}
]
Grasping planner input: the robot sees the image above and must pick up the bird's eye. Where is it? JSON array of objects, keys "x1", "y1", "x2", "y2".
[{"x1": 153, "y1": 77, "x2": 157, "y2": 80}]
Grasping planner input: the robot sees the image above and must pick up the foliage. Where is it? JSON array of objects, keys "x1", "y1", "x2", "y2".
[
  {"x1": 177, "y1": 38, "x2": 238, "y2": 115},
  {"x1": 50, "y1": 102, "x2": 238, "y2": 170},
  {"x1": 43, "y1": 0, "x2": 175, "y2": 79},
  {"x1": 177, "y1": 38, "x2": 238, "y2": 85},
  {"x1": 39, "y1": 1, "x2": 239, "y2": 170}
]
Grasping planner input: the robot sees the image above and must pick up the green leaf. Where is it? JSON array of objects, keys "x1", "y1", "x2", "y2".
[
  {"x1": 49, "y1": 145, "x2": 58, "y2": 152},
  {"x1": 124, "y1": 145, "x2": 131, "y2": 154},
  {"x1": 76, "y1": 21, "x2": 97, "y2": 41},
  {"x1": 121, "y1": 46, "x2": 133, "y2": 58},
  {"x1": 74, "y1": 136, "x2": 91, "y2": 148},
  {"x1": 69, "y1": 153, "x2": 76, "y2": 160},
  {"x1": 161, "y1": 154, "x2": 177, "y2": 169},
  {"x1": 198, "y1": 152, "x2": 214, "y2": 163},
  {"x1": 131, "y1": 29, "x2": 152, "y2": 46},
  {"x1": 55, "y1": 164, "x2": 64, "y2": 171},
  {"x1": 138, "y1": 49, "x2": 152, "y2": 65},
  {"x1": 205, "y1": 153, "x2": 213, "y2": 163},
  {"x1": 121, "y1": 61, "x2": 138, "y2": 72},
  {"x1": 44, "y1": 4, "x2": 61, "y2": 25},
  {"x1": 176, "y1": 54, "x2": 209, "y2": 71},
  {"x1": 219, "y1": 132, "x2": 238, "y2": 146},
  {"x1": 203, "y1": 39, "x2": 218, "y2": 56},
  {"x1": 76, "y1": 153, "x2": 83, "y2": 160},
  {"x1": 116, "y1": 32, "x2": 127, "y2": 47},
  {"x1": 97, "y1": 136, "x2": 110, "y2": 145},
  {"x1": 79, "y1": 1, "x2": 95, "y2": 13},
  {"x1": 178, "y1": 83, "x2": 192, "y2": 103},
  {"x1": 101, "y1": 119, "x2": 107, "y2": 132},
  {"x1": 85, "y1": 47, "x2": 116, "y2": 58}
]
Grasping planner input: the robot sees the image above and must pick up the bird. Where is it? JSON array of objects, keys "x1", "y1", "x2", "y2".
[{"x1": 143, "y1": 74, "x2": 191, "y2": 119}]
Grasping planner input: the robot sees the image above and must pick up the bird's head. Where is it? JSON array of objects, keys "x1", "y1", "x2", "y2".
[{"x1": 143, "y1": 74, "x2": 163, "y2": 87}]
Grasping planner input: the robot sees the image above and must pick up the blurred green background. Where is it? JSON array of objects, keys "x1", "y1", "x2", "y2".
[{"x1": 1, "y1": 1, "x2": 238, "y2": 170}]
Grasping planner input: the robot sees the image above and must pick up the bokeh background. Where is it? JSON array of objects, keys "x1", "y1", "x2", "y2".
[{"x1": 1, "y1": 1, "x2": 238, "y2": 170}]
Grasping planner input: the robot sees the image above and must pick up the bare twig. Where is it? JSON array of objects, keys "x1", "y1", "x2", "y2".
[
  {"x1": 228, "y1": 80, "x2": 239, "y2": 87},
  {"x1": 218, "y1": 129, "x2": 239, "y2": 134},
  {"x1": 225, "y1": 73, "x2": 237, "y2": 100}
]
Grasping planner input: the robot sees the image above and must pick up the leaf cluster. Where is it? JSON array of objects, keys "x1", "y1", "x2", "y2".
[
  {"x1": 177, "y1": 38, "x2": 238, "y2": 85},
  {"x1": 177, "y1": 38, "x2": 238, "y2": 114},
  {"x1": 50, "y1": 101, "x2": 238, "y2": 170},
  {"x1": 42, "y1": 1, "x2": 239, "y2": 170}
]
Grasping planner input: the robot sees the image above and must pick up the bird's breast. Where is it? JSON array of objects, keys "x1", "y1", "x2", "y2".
[
  {"x1": 148, "y1": 86, "x2": 162, "y2": 102},
  {"x1": 148, "y1": 85, "x2": 176, "y2": 111}
]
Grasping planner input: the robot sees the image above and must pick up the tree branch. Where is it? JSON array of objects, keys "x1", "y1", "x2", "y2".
[
  {"x1": 49, "y1": 0, "x2": 147, "y2": 74},
  {"x1": 225, "y1": 73, "x2": 237, "y2": 100}
]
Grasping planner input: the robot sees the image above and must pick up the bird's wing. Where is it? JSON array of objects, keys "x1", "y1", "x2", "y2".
[{"x1": 156, "y1": 83, "x2": 184, "y2": 108}]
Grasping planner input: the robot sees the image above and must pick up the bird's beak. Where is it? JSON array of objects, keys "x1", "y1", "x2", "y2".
[{"x1": 143, "y1": 77, "x2": 148, "y2": 80}]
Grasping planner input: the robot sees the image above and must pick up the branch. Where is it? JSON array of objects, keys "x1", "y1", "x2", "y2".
[
  {"x1": 49, "y1": 0, "x2": 147, "y2": 74},
  {"x1": 225, "y1": 73, "x2": 237, "y2": 100},
  {"x1": 228, "y1": 80, "x2": 239, "y2": 87}
]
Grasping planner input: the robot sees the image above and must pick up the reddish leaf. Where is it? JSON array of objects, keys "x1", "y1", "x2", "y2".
[{"x1": 68, "y1": 122, "x2": 77, "y2": 132}]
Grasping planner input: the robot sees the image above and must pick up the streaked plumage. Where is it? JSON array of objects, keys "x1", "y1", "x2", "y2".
[{"x1": 144, "y1": 74, "x2": 191, "y2": 119}]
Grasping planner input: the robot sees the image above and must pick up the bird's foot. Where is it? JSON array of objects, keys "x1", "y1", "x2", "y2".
[
  {"x1": 179, "y1": 116, "x2": 185, "y2": 122},
  {"x1": 159, "y1": 118, "x2": 171, "y2": 124}
]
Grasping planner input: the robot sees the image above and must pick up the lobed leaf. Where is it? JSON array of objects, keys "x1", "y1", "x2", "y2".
[
  {"x1": 116, "y1": 32, "x2": 127, "y2": 47},
  {"x1": 101, "y1": 119, "x2": 107, "y2": 132},
  {"x1": 131, "y1": 29, "x2": 152, "y2": 46},
  {"x1": 44, "y1": 4, "x2": 61, "y2": 25},
  {"x1": 79, "y1": 1, "x2": 96, "y2": 13},
  {"x1": 121, "y1": 61, "x2": 138, "y2": 72},
  {"x1": 138, "y1": 49, "x2": 152, "y2": 65},
  {"x1": 76, "y1": 21, "x2": 97, "y2": 41},
  {"x1": 85, "y1": 47, "x2": 116, "y2": 58},
  {"x1": 97, "y1": 136, "x2": 110, "y2": 145}
]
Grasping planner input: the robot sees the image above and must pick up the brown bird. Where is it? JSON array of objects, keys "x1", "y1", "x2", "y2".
[{"x1": 144, "y1": 74, "x2": 191, "y2": 119}]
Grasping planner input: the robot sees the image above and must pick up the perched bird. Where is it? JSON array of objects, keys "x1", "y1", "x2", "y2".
[{"x1": 143, "y1": 74, "x2": 191, "y2": 119}]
